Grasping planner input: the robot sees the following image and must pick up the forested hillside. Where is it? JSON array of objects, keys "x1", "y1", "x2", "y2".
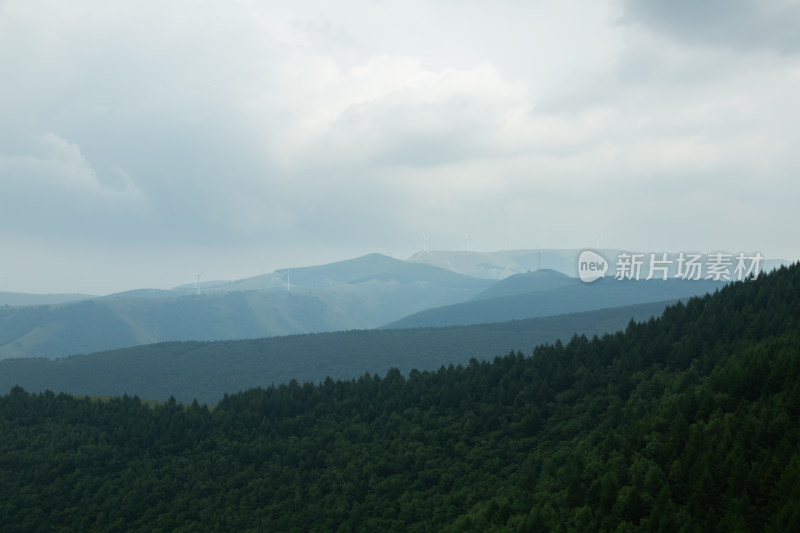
[
  {"x1": 385, "y1": 276, "x2": 724, "y2": 329},
  {"x1": 1, "y1": 264, "x2": 798, "y2": 531},
  {"x1": 0, "y1": 300, "x2": 674, "y2": 404}
]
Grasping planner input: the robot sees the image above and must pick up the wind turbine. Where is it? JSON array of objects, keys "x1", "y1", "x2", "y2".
[{"x1": 195, "y1": 270, "x2": 206, "y2": 296}]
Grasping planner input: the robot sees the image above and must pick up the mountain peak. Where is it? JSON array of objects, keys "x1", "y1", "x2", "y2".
[{"x1": 471, "y1": 268, "x2": 576, "y2": 301}]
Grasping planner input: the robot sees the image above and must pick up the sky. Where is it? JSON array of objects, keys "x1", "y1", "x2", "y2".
[{"x1": 1, "y1": 0, "x2": 799, "y2": 295}]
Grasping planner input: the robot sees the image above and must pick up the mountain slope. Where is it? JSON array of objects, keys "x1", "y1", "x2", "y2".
[
  {"x1": 0, "y1": 300, "x2": 676, "y2": 404},
  {"x1": 385, "y1": 276, "x2": 726, "y2": 329},
  {"x1": 0, "y1": 254, "x2": 493, "y2": 360},
  {"x1": 0, "y1": 291, "x2": 96, "y2": 307},
  {"x1": 407, "y1": 248, "x2": 791, "y2": 279},
  {"x1": 1, "y1": 263, "x2": 798, "y2": 531},
  {"x1": 407, "y1": 249, "x2": 586, "y2": 278},
  {"x1": 470, "y1": 268, "x2": 577, "y2": 301},
  {"x1": 205, "y1": 253, "x2": 488, "y2": 293}
]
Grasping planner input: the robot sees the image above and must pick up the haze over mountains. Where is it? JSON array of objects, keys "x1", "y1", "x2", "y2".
[
  {"x1": 6, "y1": 262, "x2": 798, "y2": 530},
  {"x1": 0, "y1": 300, "x2": 677, "y2": 404},
  {"x1": 0, "y1": 292, "x2": 97, "y2": 307},
  {"x1": 384, "y1": 274, "x2": 726, "y2": 330},
  {"x1": 0, "y1": 254, "x2": 491, "y2": 360},
  {"x1": 0, "y1": 249, "x2": 785, "y2": 362},
  {"x1": 408, "y1": 249, "x2": 787, "y2": 280}
]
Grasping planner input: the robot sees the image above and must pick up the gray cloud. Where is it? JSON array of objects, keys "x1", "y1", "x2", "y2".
[
  {"x1": 618, "y1": 0, "x2": 800, "y2": 53},
  {"x1": 0, "y1": 0, "x2": 798, "y2": 293}
]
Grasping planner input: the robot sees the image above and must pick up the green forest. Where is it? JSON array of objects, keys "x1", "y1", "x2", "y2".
[
  {"x1": 2, "y1": 264, "x2": 799, "y2": 531},
  {"x1": 0, "y1": 299, "x2": 673, "y2": 404}
]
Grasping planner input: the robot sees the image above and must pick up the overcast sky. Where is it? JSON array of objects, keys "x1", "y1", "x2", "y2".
[{"x1": 1, "y1": 0, "x2": 799, "y2": 294}]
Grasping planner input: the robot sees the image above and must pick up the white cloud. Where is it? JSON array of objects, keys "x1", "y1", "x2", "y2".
[
  {"x1": 0, "y1": 0, "x2": 798, "y2": 293},
  {"x1": 286, "y1": 60, "x2": 533, "y2": 169},
  {"x1": 0, "y1": 134, "x2": 143, "y2": 199}
]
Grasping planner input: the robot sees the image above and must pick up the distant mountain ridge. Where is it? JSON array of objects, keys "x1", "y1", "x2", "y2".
[
  {"x1": 0, "y1": 292, "x2": 96, "y2": 307},
  {"x1": 0, "y1": 299, "x2": 677, "y2": 404},
  {"x1": 0, "y1": 254, "x2": 493, "y2": 360},
  {"x1": 3, "y1": 264, "x2": 798, "y2": 531},
  {"x1": 384, "y1": 276, "x2": 727, "y2": 329},
  {"x1": 407, "y1": 249, "x2": 583, "y2": 279},
  {"x1": 470, "y1": 269, "x2": 576, "y2": 301},
  {"x1": 408, "y1": 249, "x2": 790, "y2": 279},
  {"x1": 1, "y1": 250, "x2": 785, "y2": 361}
]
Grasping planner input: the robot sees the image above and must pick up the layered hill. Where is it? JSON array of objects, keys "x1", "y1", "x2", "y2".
[
  {"x1": 408, "y1": 249, "x2": 789, "y2": 279},
  {"x1": 407, "y1": 249, "x2": 585, "y2": 278},
  {"x1": 0, "y1": 300, "x2": 675, "y2": 404},
  {"x1": 2, "y1": 250, "x2": 785, "y2": 361},
  {"x1": 0, "y1": 254, "x2": 492, "y2": 360},
  {"x1": 385, "y1": 276, "x2": 725, "y2": 329},
  {"x1": 0, "y1": 291, "x2": 96, "y2": 307},
  {"x1": 2, "y1": 263, "x2": 798, "y2": 531},
  {"x1": 469, "y1": 268, "x2": 577, "y2": 301}
]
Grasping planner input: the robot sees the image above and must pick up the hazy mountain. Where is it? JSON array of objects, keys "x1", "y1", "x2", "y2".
[
  {"x1": 0, "y1": 292, "x2": 96, "y2": 307},
  {"x1": 408, "y1": 248, "x2": 790, "y2": 279},
  {"x1": 0, "y1": 254, "x2": 493, "y2": 360},
  {"x1": 470, "y1": 269, "x2": 577, "y2": 301},
  {"x1": 384, "y1": 276, "x2": 726, "y2": 329},
  {"x1": 0, "y1": 299, "x2": 676, "y2": 404},
  {"x1": 165, "y1": 253, "x2": 489, "y2": 294},
  {"x1": 407, "y1": 249, "x2": 587, "y2": 279},
  {"x1": 1, "y1": 251, "x2": 779, "y2": 361},
  {"x1": 6, "y1": 264, "x2": 797, "y2": 531}
]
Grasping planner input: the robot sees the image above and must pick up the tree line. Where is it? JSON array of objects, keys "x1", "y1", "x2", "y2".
[{"x1": 1, "y1": 264, "x2": 798, "y2": 531}]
